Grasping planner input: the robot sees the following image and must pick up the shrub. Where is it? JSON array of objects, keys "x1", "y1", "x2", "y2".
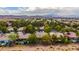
[
  {"x1": 61, "y1": 37, "x2": 71, "y2": 44},
  {"x1": 8, "y1": 33, "x2": 18, "y2": 41},
  {"x1": 76, "y1": 31, "x2": 79, "y2": 36},
  {"x1": 0, "y1": 25, "x2": 8, "y2": 33},
  {"x1": 55, "y1": 25, "x2": 62, "y2": 31},
  {"x1": 44, "y1": 24, "x2": 52, "y2": 33},
  {"x1": 24, "y1": 24, "x2": 35, "y2": 33},
  {"x1": 13, "y1": 27, "x2": 17, "y2": 33},
  {"x1": 41, "y1": 34, "x2": 51, "y2": 45},
  {"x1": 27, "y1": 34, "x2": 38, "y2": 44},
  {"x1": 51, "y1": 34, "x2": 58, "y2": 44}
]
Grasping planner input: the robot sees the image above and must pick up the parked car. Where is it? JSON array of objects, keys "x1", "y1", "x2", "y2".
[
  {"x1": 15, "y1": 39, "x2": 27, "y2": 45},
  {"x1": 0, "y1": 40, "x2": 13, "y2": 47},
  {"x1": 76, "y1": 37, "x2": 79, "y2": 43},
  {"x1": 69, "y1": 38, "x2": 78, "y2": 43}
]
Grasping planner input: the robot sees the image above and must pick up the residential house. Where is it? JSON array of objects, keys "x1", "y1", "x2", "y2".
[
  {"x1": 18, "y1": 27, "x2": 24, "y2": 32},
  {"x1": 7, "y1": 21, "x2": 12, "y2": 26},
  {"x1": 50, "y1": 32, "x2": 64, "y2": 38},
  {"x1": 35, "y1": 31, "x2": 47, "y2": 38},
  {"x1": 7, "y1": 26, "x2": 14, "y2": 33},
  {"x1": 38, "y1": 26, "x2": 44, "y2": 32},
  {"x1": 17, "y1": 32, "x2": 30, "y2": 39},
  {"x1": 64, "y1": 32, "x2": 78, "y2": 42}
]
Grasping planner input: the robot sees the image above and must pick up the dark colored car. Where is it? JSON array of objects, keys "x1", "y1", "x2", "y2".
[
  {"x1": 0, "y1": 40, "x2": 13, "y2": 47},
  {"x1": 15, "y1": 39, "x2": 27, "y2": 45},
  {"x1": 76, "y1": 38, "x2": 79, "y2": 43}
]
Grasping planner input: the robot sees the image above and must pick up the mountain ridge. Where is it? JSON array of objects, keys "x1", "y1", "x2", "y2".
[{"x1": 0, "y1": 15, "x2": 78, "y2": 19}]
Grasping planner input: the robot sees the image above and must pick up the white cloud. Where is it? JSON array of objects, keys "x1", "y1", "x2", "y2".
[
  {"x1": 55, "y1": 7, "x2": 79, "y2": 16},
  {"x1": 0, "y1": 7, "x2": 79, "y2": 17},
  {"x1": 0, "y1": 0, "x2": 79, "y2": 7}
]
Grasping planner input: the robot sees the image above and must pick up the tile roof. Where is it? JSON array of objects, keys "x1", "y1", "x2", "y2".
[{"x1": 65, "y1": 32, "x2": 77, "y2": 38}]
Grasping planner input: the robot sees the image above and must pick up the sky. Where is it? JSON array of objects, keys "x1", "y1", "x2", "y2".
[
  {"x1": 0, "y1": 0, "x2": 79, "y2": 17},
  {"x1": 0, "y1": 0, "x2": 79, "y2": 7},
  {"x1": 0, "y1": 7, "x2": 79, "y2": 17}
]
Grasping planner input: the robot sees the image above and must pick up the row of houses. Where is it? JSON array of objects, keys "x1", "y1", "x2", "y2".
[
  {"x1": 0, "y1": 21, "x2": 78, "y2": 41},
  {"x1": 0, "y1": 29, "x2": 78, "y2": 41},
  {"x1": 0, "y1": 27, "x2": 78, "y2": 46},
  {"x1": 0, "y1": 21, "x2": 78, "y2": 46}
]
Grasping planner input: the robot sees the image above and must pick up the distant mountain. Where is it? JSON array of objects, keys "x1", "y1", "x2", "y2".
[
  {"x1": 0, "y1": 7, "x2": 79, "y2": 19},
  {"x1": 0, "y1": 15, "x2": 79, "y2": 19},
  {"x1": 0, "y1": 15, "x2": 28, "y2": 18}
]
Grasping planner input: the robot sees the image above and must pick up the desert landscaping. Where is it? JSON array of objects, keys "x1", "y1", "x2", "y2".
[{"x1": 0, "y1": 18, "x2": 79, "y2": 51}]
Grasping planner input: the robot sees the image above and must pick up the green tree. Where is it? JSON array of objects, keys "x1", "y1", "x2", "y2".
[
  {"x1": 27, "y1": 34, "x2": 38, "y2": 44},
  {"x1": 8, "y1": 33, "x2": 18, "y2": 40},
  {"x1": 41, "y1": 34, "x2": 51, "y2": 45},
  {"x1": 55, "y1": 25, "x2": 62, "y2": 31},
  {"x1": 0, "y1": 21, "x2": 7, "y2": 26},
  {"x1": 61, "y1": 36, "x2": 70, "y2": 44},
  {"x1": 51, "y1": 34, "x2": 58, "y2": 44},
  {"x1": 0, "y1": 25, "x2": 8, "y2": 33},
  {"x1": 44, "y1": 24, "x2": 52, "y2": 33},
  {"x1": 32, "y1": 20, "x2": 44, "y2": 27},
  {"x1": 13, "y1": 27, "x2": 17, "y2": 33},
  {"x1": 24, "y1": 24, "x2": 35, "y2": 33},
  {"x1": 76, "y1": 31, "x2": 79, "y2": 36},
  {"x1": 12, "y1": 20, "x2": 21, "y2": 28}
]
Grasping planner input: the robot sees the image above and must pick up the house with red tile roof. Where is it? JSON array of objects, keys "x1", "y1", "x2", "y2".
[{"x1": 64, "y1": 32, "x2": 78, "y2": 42}]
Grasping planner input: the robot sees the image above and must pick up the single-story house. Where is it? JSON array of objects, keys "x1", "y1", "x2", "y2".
[
  {"x1": 35, "y1": 31, "x2": 47, "y2": 38},
  {"x1": 0, "y1": 34, "x2": 9, "y2": 40},
  {"x1": 7, "y1": 27, "x2": 14, "y2": 33},
  {"x1": 49, "y1": 32, "x2": 64, "y2": 38},
  {"x1": 38, "y1": 26, "x2": 44, "y2": 32},
  {"x1": 7, "y1": 22, "x2": 12, "y2": 26},
  {"x1": 64, "y1": 32, "x2": 78, "y2": 42},
  {"x1": 17, "y1": 32, "x2": 30, "y2": 39},
  {"x1": 17, "y1": 27, "x2": 24, "y2": 32}
]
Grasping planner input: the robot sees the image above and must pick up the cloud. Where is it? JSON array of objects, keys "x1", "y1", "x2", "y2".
[
  {"x1": 0, "y1": 7, "x2": 79, "y2": 17},
  {"x1": 55, "y1": 7, "x2": 79, "y2": 17}
]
